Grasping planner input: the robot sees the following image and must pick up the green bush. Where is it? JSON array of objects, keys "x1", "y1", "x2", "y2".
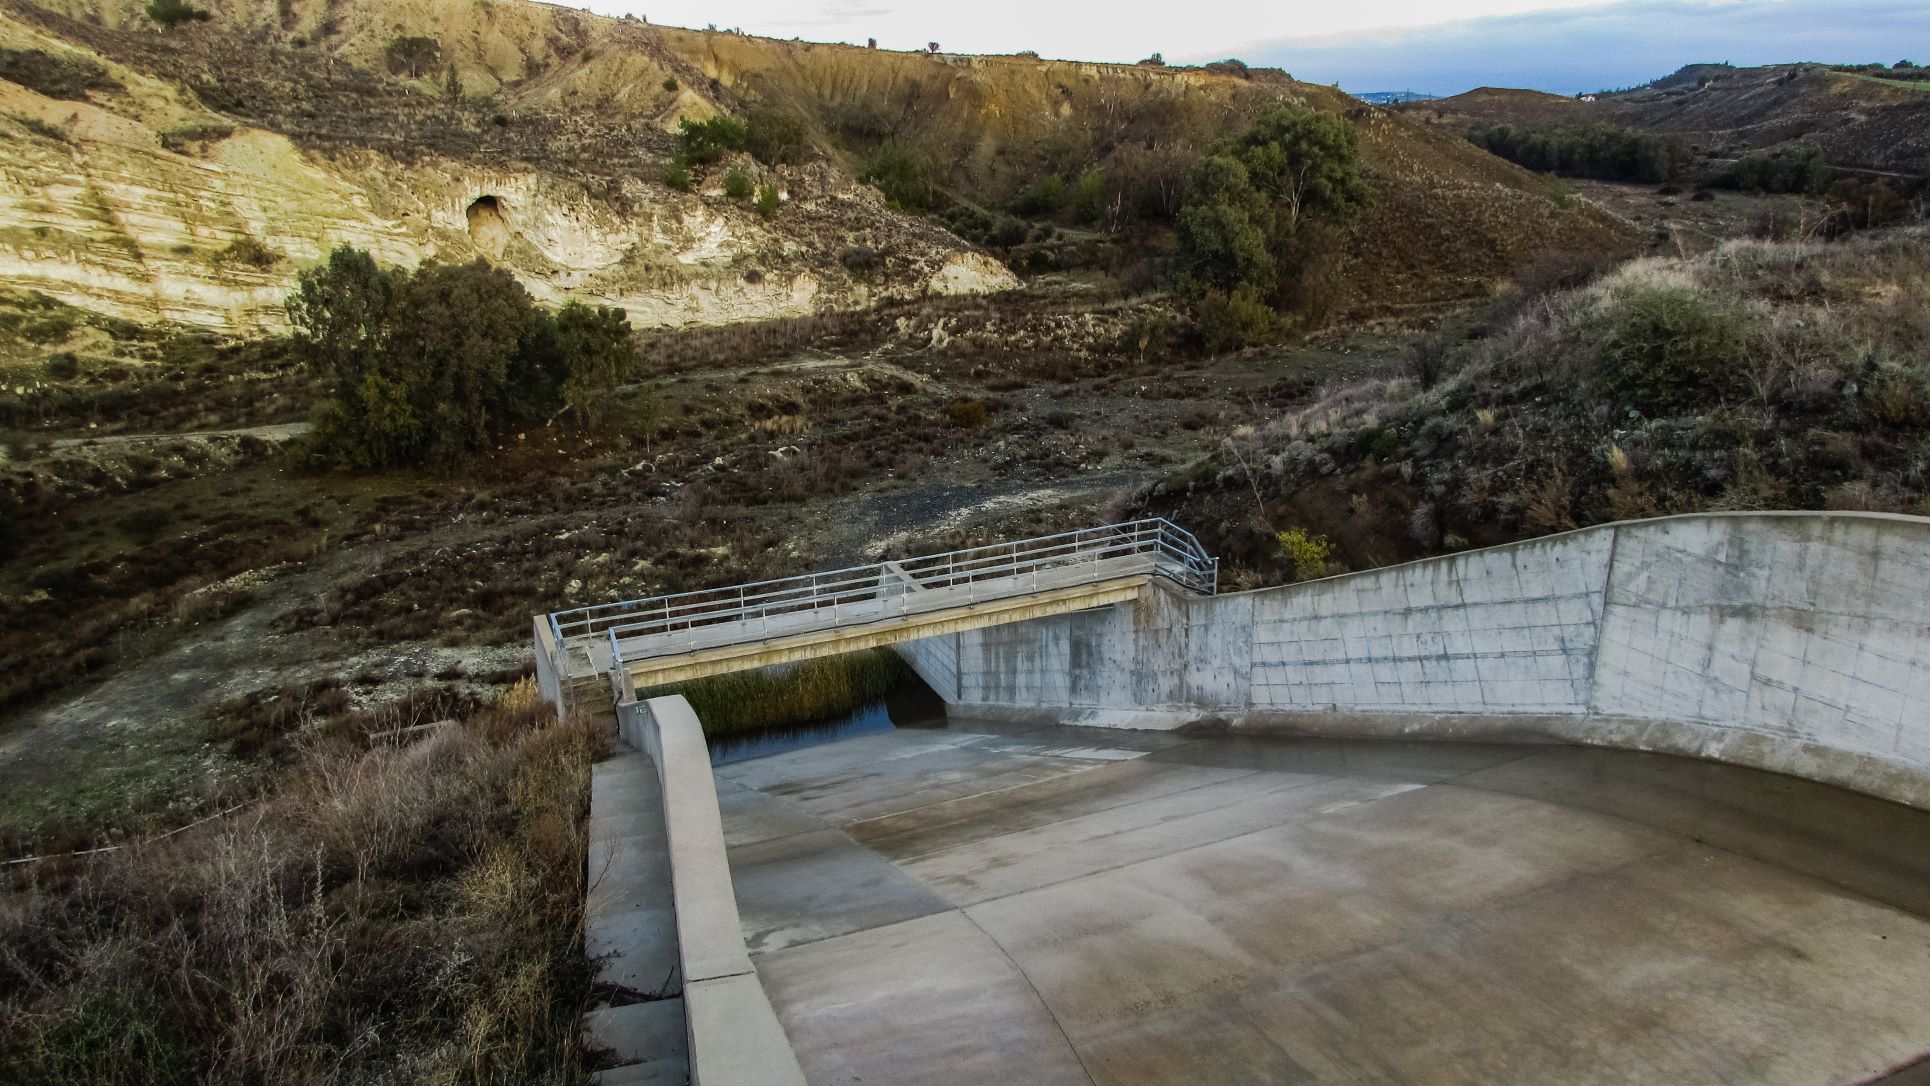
[
  {"x1": 287, "y1": 246, "x2": 633, "y2": 468},
  {"x1": 722, "y1": 168, "x2": 754, "y2": 200},
  {"x1": 755, "y1": 184, "x2": 781, "y2": 219},
  {"x1": 677, "y1": 115, "x2": 748, "y2": 165},
  {"x1": 144, "y1": 0, "x2": 210, "y2": 27},
  {"x1": 1729, "y1": 144, "x2": 1829, "y2": 195},
  {"x1": 859, "y1": 146, "x2": 932, "y2": 211},
  {"x1": 661, "y1": 157, "x2": 693, "y2": 191},
  {"x1": 1171, "y1": 104, "x2": 1367, "y2": 318},
  {"x1": 1193, "y1": 285, "x2": 1275, "y2": 353},
  {"x1": 1011, "y1": 174, "x2": 1066, "y2": 217},
  {"x1": 1588, "y1": 285, "x2": 1757, "y2": 414},
  {"x1": 1469, "y1": 122, "x2": 1692, "y2": 184},
  {"x1": 1073, "y1": 169, "x2": 1106, "y2": 224},
  {"x1": 661, "y1": 75, "x2": 678, "y2": 92},
  {"x1": 745, "y1": 108, "x2": 808, "y2": 165},
  {"x1": 1275, "y1": 528, "x2": 1334, "y2": 581},
  {"x1": 645, "y1": 649, "x2": 910, "y2": 735},
  {"x1": 384, "y1": 35, "x2": 441, "y2": 79}
]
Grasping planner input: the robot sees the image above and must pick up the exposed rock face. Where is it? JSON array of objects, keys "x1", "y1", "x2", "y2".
[{"x1": 0, "y1": 7, "x2": 1018, "y2": 330}]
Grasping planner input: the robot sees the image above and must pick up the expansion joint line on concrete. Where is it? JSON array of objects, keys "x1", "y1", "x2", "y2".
[{"x1": 956, "y1": 908, "x2": 1102, "y2": 1086}]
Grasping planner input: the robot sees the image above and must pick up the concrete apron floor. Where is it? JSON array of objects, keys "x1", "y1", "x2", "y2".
[{"x1": 715, "y1": 721, "x2": 1930, "y2": 1086}]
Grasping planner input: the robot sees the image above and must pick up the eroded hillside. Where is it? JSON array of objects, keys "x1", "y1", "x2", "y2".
[{"x1": 0, "y1": 0, "x2": 1629, "y2": 330}]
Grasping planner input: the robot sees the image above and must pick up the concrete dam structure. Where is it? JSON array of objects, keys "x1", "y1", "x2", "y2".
[
  {"x1": 558, "y1": 511, "x2": 1930, "y2": 1084},
  {"x1": 898, "y1": 511, "x2": 1930, "y2": 809}
]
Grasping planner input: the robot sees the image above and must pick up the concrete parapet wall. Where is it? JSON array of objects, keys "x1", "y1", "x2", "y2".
[
  {"x1": 614, "y1": 696, "x2": 807, "y2": 1086},
  {"x1": 902, "y1": 512, "x2": 1930, "y2": 807}
]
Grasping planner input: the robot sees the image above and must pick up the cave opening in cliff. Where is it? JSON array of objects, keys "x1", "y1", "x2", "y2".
[{"x1": 465, "y1": 194, "x2": 511, "y2": 258}]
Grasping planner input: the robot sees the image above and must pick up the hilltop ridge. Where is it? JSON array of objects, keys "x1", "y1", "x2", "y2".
[{"x1": 0, "y1": 0, "x2": 1631, "y2": 329}]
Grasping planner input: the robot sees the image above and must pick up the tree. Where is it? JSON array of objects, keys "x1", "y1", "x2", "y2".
[
  {"x1": 444, "y1": 63, "x2": 462, "y2": 101},
  {"x1": 385, "y1": 36, "x2": 441, "y2": 79},
  {"x1": 860, "y1": 145, "x2": 932, "y2": 210},
  {"x1": 287, "y1": 246, "x2": 396, "y2": 403},
  {"x1": 555, "y1": 302, "x2": 633, "y2": 429},
  {"x1": 381, "y1": 261, "x2": 536, "y2": 466},
  {"x1": 1170, "y1": 105, "x2": 1368, "y2": 331},
  {"x1": 145, "y1": 0, "x2": 210, "y2": 28}
]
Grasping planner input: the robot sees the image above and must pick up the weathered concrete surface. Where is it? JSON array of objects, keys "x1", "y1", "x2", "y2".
[
  {"x1": 902, "y1": 512, "x2": 1930, "y2": 807},
  {"x1": 581, "y1": 752, "x2": 687, "y2": 1084},
  {"x1": 610, "y1": 696, "x2": 809, "y2": 1086},
  {"x1": 723, "y1": 721, "x2": 1930, "y2": 1085}
]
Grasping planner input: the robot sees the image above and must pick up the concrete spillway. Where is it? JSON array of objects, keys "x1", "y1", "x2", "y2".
[
  {"x1": 571, "y1": 510, "x2": 1930, "y2": 1082},
  {"x1": 719, "y1": 719, "x2": 1930, "y2": 1085}
]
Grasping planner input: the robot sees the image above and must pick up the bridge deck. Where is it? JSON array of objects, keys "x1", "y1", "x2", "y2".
[{"x1": 539, "y1": 519, "x2": 1218, "y2": 701}]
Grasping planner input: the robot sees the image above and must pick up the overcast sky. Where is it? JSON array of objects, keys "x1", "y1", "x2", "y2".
[{"x1": 580, "y1": 0, "x2": 1929, "y2": 95}]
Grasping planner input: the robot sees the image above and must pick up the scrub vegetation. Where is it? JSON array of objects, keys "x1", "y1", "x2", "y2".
[
  {"x1": 0, "y1": 681, "x2": 599, "y2": 1086},
  {"x1": 642, "y1": 649, "x2": 913, "y2": 736}
]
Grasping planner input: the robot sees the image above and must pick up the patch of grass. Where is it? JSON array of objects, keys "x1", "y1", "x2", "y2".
[
  {"x1": 642, "y1": 649, "x2": 911, "y2": 735},
  {"x1": 0, "y1": 683, "x2": 599, "y2": 1084}
]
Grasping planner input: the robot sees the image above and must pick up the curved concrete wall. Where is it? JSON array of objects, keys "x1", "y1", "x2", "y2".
[
  {"x1": 898, "y1": 512, "x2": 1930, "y2": 808},
  {"x1": 615, "y1": 696, "x2": 808, "y2": 1086}
]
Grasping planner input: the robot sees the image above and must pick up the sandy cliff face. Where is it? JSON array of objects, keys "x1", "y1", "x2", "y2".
[{"x1": 0, "y1": 6, "x2": 1017, "y2": 330}]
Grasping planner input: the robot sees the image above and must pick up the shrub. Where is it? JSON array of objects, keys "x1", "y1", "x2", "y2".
[
  {"x1": 1073, "y1": 169, "x2": 1106, "y2": 224},
  {"x1": 1588, "y1": 285, "x2": 1757, "y2": 413},
  {"x1": 722, "y1": 167, "x2": 754, "y2": 200},
  {"x1": 755, "y1": 184, "x2": 781, "y2": 218},
  {"x1": 0, "y1": 48, "x2": 120, "y2": 100},
  {"x1": 214, "y1": 236, "x2": 281, "y2": 270},
  {"x1": 1469, "y1": 122, "x2": 1692, "y2": 183},
  {"x1": 661, "y1": 75, "x2": 678, "y2": 92},
  {"x1": 644, "y1": 650, "x2": 909, "y2": 735},
  {"x1": 1276, "y1": 528, "x2": 1334, "y2": 581},
  {"x1": 840, "y1": 246, "x2": 883, "y2": 275},
  {"x1": 1011, "y1": 174, "x2": 1067, "y2": 217},
  {"x1": 944, "y1": 399, "x2": 991, "y2": 428},
  {"x1": 287, "y1": 246, "x2": 629, "y2": 468},
  {"x1": 677, "y1": 115, "x2": 748, "y2": 165},
  {"x1": 1193, "y1": 286, "x2": 1275, "y2": 353},
  {"x1": 661, "y1": 158, "x2": 692, "y2": 191},
  {"x1": 859, "y1": 145, "x2": 932, "y2": 211},
  {"x1": 1728, "y1": 144, "x2": 1829, "y2": 195},
  {"x1": 144, "y1": 0, "x2": 210, "y2": 27},
  {"x1": 745, "y1": 108, "x2": 808, "y2": 165},
  {"x1": 554, "y1": 302, "x2": 634, "y2": 430}
]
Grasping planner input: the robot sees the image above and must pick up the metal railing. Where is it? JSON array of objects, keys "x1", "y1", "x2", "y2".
[{"x1": 544, "y1": 519, "x2": 1217, "y2": 677}]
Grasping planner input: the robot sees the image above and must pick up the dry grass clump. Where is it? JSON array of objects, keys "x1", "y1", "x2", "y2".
[
  {"x1": 642, "y1": 648, "x2": 911, "y2": 736},
  {"x1": 0, "y1": 681, "x2": 600, "y2": 1086}
]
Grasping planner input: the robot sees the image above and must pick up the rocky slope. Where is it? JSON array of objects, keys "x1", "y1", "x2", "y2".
[{"x1": 0, "y1": 0, "x2": 1631, "y2": 332}]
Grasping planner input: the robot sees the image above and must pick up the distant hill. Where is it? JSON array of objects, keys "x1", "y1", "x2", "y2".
[
  {"x1": 1399, "y1": 64, "x2": 1930, "y2": 179},
  {"x1": 1354, "y1": 91, "x2": 1438, "y2": 106}
]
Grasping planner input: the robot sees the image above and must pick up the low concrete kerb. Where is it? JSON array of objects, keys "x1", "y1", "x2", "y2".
[{"x1": 616, "y1": 694, "x2": 808, "y2": 1086}]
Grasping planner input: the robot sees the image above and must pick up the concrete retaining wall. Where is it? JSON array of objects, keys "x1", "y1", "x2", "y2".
[
  {"x1": 901, "y1": 512, "x2": 1930, "y2": 807},
  {"x1": 614, "y1": 696, "x2": 807, "y2": 1086}
]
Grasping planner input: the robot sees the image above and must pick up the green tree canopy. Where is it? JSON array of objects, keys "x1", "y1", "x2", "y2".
[
  {"x1": 1171, "y1": 104, "x2": 1369, "y2": 340},
  {"x1": 288, "y1": 249, "x2": 635, "y2": 468}
]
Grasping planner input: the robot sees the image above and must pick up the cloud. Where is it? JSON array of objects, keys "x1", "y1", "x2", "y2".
[{"x1": 1203, "y1": 0, "x2": 1930, "y2": 95}]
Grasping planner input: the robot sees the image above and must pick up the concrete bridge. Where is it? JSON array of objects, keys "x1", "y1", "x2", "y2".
[{"x1": 533, "y1": 519, "x2": 1218, "y2": 707}]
